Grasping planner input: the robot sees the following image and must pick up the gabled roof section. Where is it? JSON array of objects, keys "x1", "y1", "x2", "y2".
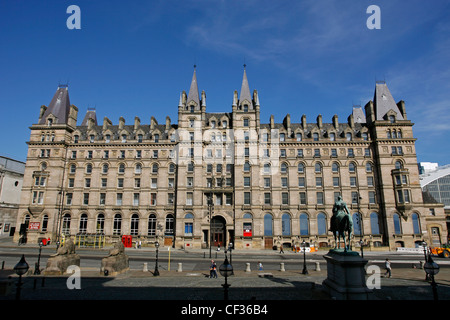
[
  {"x1": 81, "y1": 108, "x2": 98, "y2": 126},
  {"x1": 239, "y1": 67, "x2": 253, "y2": 107},
  {"x1": 373, "y1": 81, "x2": 404, "y2": 121},
  {"x1": 39, "y1": 85, "x2": 71, "y2": 124},
  {"x1": 186, "y1": 68, "x2": 200, "y2": 107}
]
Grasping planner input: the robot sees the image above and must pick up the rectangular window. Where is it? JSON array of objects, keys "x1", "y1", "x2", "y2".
[
  {"x1": 101, "y1": 178, "x2": 107, "y2": 188},
  {"x1": 297, "y1": 149, "x2": 303, "y2": 157},
  {"x1": 225, "y1": 194, "x2": 232, "y2": 205},
  {"x1": 282, "y1": 192, "x2": 289, "y2": 205},
  {"x1": 264, "y1": 177, "x2": 271, "y2": 188},
  {"x1": 299, "y1": 192, "x2": 307, "y2": 205},
  {"x1": 133, "y1": 193, "x2": 140, "y2": 206},
  {"x1": 367, "y1": 176, "x2": 374, "y2": 187},
  {"x1": 66, "y1": 193, "x2": 72, "y2": 205},
  {"x1": 281, "y1": 177, "x2": 288, "y2": 188},
  {"x1": 151, "y1": 178, "x2": 157, "y2": 188},
  {"x1": 83, "y1": 193, "x2": 89, "y2": 205},
  {"x1": 244, "y1": 192, "x2": 251, "y2": 205},
  {"x1": 316, "y1": 177, "x2": 322, "y2": 187},
  {"x1": 350, "y1": 176, "x2": 357, "y2": 187},
  {"x1": 298, "y1": 177, "x2": 305, "y2": 188},
  {"x1": 185, "y1": 223, "x2": 193, "y2": 236},
  {"x1": 168, "y1": 193, "x2": 174, "y2": 204},
  {"x1": 244, "y1": 176, "x2": 251, "y2": 187},
  {"x1": 316, "y1": 192, "x2": 323, "y2": 205},
  {"x1": 348, "y1": 148, "x2": 354, "y2": 157},
  {"x1": 369, "y1": 191, "x2": 376, "y2": 204},
  {"x1": 85, "y1": 178, "x2": 91, "y2": 188},
  {"x1": 118, "y1": 178, "x2": 124, "y2": 188},
  {"x1": 68, "y1": 178, "x2": 74, "y2": 188},
  {"x1": 100, "y1": 193, "x2": 106, "y2": 205},
  {"x1": 333, "y1": 177, "x2": 340, "y2": 187},
  {"x1": 186, "y1": 192, "x2": 193, "y2": 206},
  {"x1": 150, "y1": 193, "x2": 156, "y2": 206},
  {"x1": 264, "y1": 192, "x2": 271, "y2": 205},
  {"x1": 135, "y1": 178, "x2": 141, "y2": 188},
  {"x1": 331, "y1": 149, "x2": 337, "y2": 157},
  {"x1": 216, "y1": 194, "x2": 222, "y2": 206}
]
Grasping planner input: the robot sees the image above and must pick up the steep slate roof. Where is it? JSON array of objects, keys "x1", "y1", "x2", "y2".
[
  {"x1": 81, "y1": 109, "x2": 98, "y2": 126},
  {"x1": 39, "y1": 86, "x2": 71, "y2": 124},
  {"x1": 239, "y1": 67, "x2": 253, "y2": 107},
  {"x1": 373, "y1": 82, "x2": 404, "y2": 121},
  {"x1": 186, "y1": 68, "x2": 200, "y2": 106}
]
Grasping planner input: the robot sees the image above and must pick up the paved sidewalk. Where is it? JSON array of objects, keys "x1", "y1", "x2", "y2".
[{"x1": 1, "y1": 263, "x2": 449, "y2": 300}]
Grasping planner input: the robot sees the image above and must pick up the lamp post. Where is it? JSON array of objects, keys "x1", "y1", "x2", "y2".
[
  {"x1": 422, "y1": 241, "x2": 429, "y2": 280},
  {"x1": 219, "y1": 252, "x2": 233, "y2": 300},
  {"x1": 153, "y1": 241, "x2": 160, "y2": 276},
  {"x1": 34, "y1": 241, "x2": 43, "y2": 275},
  {"x1": 301, "y1": 240, "x2": 308, "y2": 275},
  {"x1": 14, "y1": 255, "x2": 29, "y2": 300},
  {"x1": 424, "y1": 254, "x2": 440, "y2": 300}
]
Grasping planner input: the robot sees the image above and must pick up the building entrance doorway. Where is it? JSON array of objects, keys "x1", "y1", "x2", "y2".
[{"x1": 211, "y1": 216, "x2": 226, "y2": 247}]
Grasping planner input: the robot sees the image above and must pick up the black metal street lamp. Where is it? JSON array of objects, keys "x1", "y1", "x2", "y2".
[
  {"x1": 154, "y1": 241, "x2": 160, "y2": 276},
  {"x1": 208, "y1": 194, "x2": 214, "y2": 259},
  {"x1": 34, "y1": 241, "x2": 43, "y2": 275},
  {"x1": 424, "y1": 255, "x2": 440, "y2": 300},
  {"x1": 301, "y1": 240, "x2": 308, "y2": 275},
  {"x1": 219, "y1": 253, "x2": 233, "y2": 300},
  {"x1": 14, "y1": 255, "x2": 29, "y2": 300}
]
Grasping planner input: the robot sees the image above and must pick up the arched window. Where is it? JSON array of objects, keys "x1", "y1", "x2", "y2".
[
  {"x1": 281, "y1": 162, "x2": 288, "y2": 173},
  {"x1": 118, "y1": 163, "x2": 125, "y2": 173},
  {"x1": 349, "y1": 162, "x2": 356, "y2": 173},
  {"x1": 366, "y1": 162, "x2": 373, "y2": 173},
  {"x1": 412, "y1": 213, "x2": 421, "y2": 234},
  {"x1": 62, "y1": 213, "x2": 71, "y2": 235},
  {"x1": 264, "y1": 214, "x2": 273, "y2": 236},
  {"x1": 96, "y1": 214, "x2": 105, "y2": 233},
  {"x1": 135, "y1": 164, "x2": 142, "y2": 174},
  {"x1": 346, "y1": 132, "x2": 352, "y2": 141},
  {"x1": 352, "y1": 213, "x2": 362, "y2": 236},
  {"x1": 86, "y1": 164, "x2": 93, "y2": 174},
  {"x1": 395, "y1": 161, "x2": 403, "y2": 170},
  {"x1": 263, "y1": 163, "x2": 271, "y2": 174},
  {"x1": 332, "y1": 162, "x2": 339, "y2": 173},
  {"x1": 297, "y1": 163, "x2": 305, "y2": 173},
  {"x1": 131, "y1": 214, "x2": 139, "y2": 236},
  {"x1": 169, "y1": 163, "x2": 175, "y2": 173},
  {"x1": 165, "y1": 214, "x2": 174, "y2": 235},
  {"x1": 300, "y1": 213, "x2": 309, "y2": 236},
  {"x1": 243, "y1": 213, "x2": 253, "y2": 219},
  {"x1": 79, "y1": 213, "x2": 88, "y2": 233},
  {"x1": 315, "y1": 163, "x2": 322, "y2": 173},
  {"x1": 244, "y1": 162, "x2": 251, "y2": 172},
  {"x1": 317, "y1": 213, "x2": 327, "y2": 235},
  {"x1": 102, "y1": 164, "x2": 109, "y2": 174},
  {"x1": 184, "y1": 213, "x2": 194, "y2": 236},
  {"x1": 152, "y1": 163, "x2": 159, "y2": 174},
  {"x1": 113, "y1": 214, "x2": 122, "y2": 235},
  {"x1": 370, "y1": 212, "x2": 380, "y2": 235},
  {"x1": 148, "y1": 214, "x2": 156, "y2": 236},
  {"x1": 282, "y1": 213, "x2": 291, "y2": 236},
  {"x1": 393, "y1": 213, "x2": 402, "y2": 234}
]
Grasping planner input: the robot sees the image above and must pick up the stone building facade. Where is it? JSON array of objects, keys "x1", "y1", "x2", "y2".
[
  {"x1": 0, "y1": 156, "x2": 25, "y2": 237},
  {"x1": 14, "y1": 68, "x2": 448, "y2": 250}
]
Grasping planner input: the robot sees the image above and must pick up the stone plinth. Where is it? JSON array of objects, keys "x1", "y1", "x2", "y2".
[
  {"x1": 101, "y1": 254, "x2": 129, "y2": 276},
  {"x1": 45, "y1": 254, "x2": 80, "y2": 275},
  {"x1": 100, "y1": 242, "x2": 129, "y2": 276},
  {"x1": 322, "y1": 249, "x2": 373, "y2": 300}
]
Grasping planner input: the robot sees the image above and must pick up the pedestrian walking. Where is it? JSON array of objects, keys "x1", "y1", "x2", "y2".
[
  {"x1": 384, "y1": 258, "x2": 391, "y2": 278},
  {"x1": 210, "y1": 260, "x2": 218, "y2": 278},
  {"x1": 279, "y1": 245, "x2": 284, "y2": 254},
  {"x1": 258, "y1": 261, "x2": 263, "y2": 271}
]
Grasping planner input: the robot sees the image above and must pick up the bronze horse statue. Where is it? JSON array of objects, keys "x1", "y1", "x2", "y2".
[{"x1": 330, "y1": 196, "x2": 353, "y2": 251}]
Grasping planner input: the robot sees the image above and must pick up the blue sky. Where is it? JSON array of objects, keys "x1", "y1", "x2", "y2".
[{"x1": 1, "y1": 0, "x2": 449, "y2": 165}]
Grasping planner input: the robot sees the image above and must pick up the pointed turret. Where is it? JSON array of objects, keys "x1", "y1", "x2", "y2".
[
  {"x1": 38, "y1": 85, "x2": 71, "y2": 125},
  {"x1": 373, "y1": 81, "x2": 404, "y2": 121},
  {"x1": 81, "y1": 108, "x2": 98, "y2": 126},
  {"x1": 239, "y1": 65, "x2": 253, "y2": 108},
  {"x1": 186, "y1": 67, "x2": 200, "y2": 107}
]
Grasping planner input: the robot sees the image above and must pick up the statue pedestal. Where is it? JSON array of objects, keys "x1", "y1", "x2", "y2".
[
  {"x1": 44, "y1": 254, "x2": 80, "y2": 275},
  {"x1": 322, "y1": 249, "x2": 373, "y2": 300},
  {"x1": 101, "y1": 254, "x2": 129, "y2": 276}
]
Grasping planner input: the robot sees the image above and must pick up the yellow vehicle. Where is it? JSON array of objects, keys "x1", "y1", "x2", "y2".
[{"x1": 430, "y1": 245, "x2": 450, "y2": 258}]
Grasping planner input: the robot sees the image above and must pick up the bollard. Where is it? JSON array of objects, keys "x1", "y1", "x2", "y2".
[
  {"x1": 177, "y1": 263, "x2": 183, "y2": 272},
  {"x1": 245, "y1": 263, "x2": 251, "y2": 272},
  {"x1": 1, "y1": 261, "x2": 4, "y2": 270},
  {"x1": 143, "y1": 262, "x2": 148, "y2": 272},
  {"x1": 280, "y1": 263, "x2": 285, "y2": 272},
  {"x1": 315, "y1": 262, "x2": 321, "y2": 271}
]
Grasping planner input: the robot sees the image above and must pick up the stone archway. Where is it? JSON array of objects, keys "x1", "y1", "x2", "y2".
[{"x1": 211, "y1": 216, "x2": 226, "y2": 247}]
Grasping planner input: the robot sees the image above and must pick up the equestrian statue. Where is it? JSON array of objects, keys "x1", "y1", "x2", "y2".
[{"x1": 330, "y1": 196, "x2": 353, "y2": 251}]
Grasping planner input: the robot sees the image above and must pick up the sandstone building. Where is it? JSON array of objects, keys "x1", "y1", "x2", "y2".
[{"x1": 14, "y1": 68, "x2": 448, "y2": 250}]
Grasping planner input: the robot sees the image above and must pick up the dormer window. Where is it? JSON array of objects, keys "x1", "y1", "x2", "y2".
[
  {"x1": 243, "y1": 104, "x2": 248, "y2": 112},
  {"x1": 121, "y1": 134, "x2": 127, "y2": 143},
  {"x1": 74, "y1": 135, "x2": 79, "y2": 143},
  {"x1": 211, "y1": 120, "x2": 216, "y2": 128},
  {"x1": 389, "y1": 115, "x2": 395, "y2": 123},
  {"x1": 47, "y1": 118, "x2": 53, "y2": 126},
  {"x1": 243, "y1": 119, "x2": 249, "y2": 127}
]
